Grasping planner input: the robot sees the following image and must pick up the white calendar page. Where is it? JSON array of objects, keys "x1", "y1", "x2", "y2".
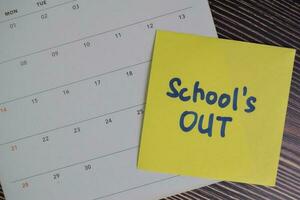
[{"x1": 0, "y1": 0, "x2": 218, "y2": 199}]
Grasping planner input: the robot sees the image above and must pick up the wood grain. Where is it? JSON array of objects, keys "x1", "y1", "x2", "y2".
[
  {"x1": 163, "y1": 0, "x2": 300, "y2": 199},
  {"x1": 0, "y1": 0, "x2": 299, "y2": 199}
]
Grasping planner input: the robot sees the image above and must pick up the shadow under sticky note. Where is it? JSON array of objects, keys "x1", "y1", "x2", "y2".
[{"x1": 138, "y1": 30, "x2": 296, "y2": 186}]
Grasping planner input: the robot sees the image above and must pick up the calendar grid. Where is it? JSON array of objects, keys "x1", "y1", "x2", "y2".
[
  {"x1": 0, "y1": 103, "x2": 144, "y2": 146},
  {"x1": 0, "y1": 0, "x2": 77, "y2": 24},
  {"x1": 0, "y1": 1, "x2": 218, "y2": 199},
  {"x1": 92, "y1": 176, "x2": 179, "y2": 200},
  {"x1": 12, "y1": 145, "x2": 139, "y2": 183},
  {"x1": 0, "y1": 6, "x2": 192, "y2": 66},
  {"x1": 0, "y1": 61, "x2": 149, "y2": 106}
]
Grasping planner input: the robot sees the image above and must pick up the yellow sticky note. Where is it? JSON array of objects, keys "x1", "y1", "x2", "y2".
[{"x1": 138, "y1": 30, "x2": 296, "y2": 186}]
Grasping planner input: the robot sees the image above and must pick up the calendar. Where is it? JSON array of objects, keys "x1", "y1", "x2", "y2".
[{"x1": 0, "y1": 0, "x2": 217, "y2": 199}]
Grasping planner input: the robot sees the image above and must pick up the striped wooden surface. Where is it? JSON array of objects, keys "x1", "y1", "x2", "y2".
[
  {"x1": 1, "y1": 0, "x2": 299, "y2": 199},
  {"x1": 163, "y1": 0, "x2": 300, "y2": 199}
]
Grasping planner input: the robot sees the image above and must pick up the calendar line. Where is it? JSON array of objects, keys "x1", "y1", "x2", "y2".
[
  {"x1": 0, "y1": 0, "x2": 77, "y2": 25},
  {"x1": 12, "y1": 146, "x2": 139, "y2": 183},
  {"x1": 92, "y1": 176, "x2": 179, "y2": 200},
  {"x1": 0, "y1": 6, "x2": 192, "y2": 66},
  {"x1": 0, "y1": 103, "x2": 144, "y2": 146},
  {"x1": 0, "y1": 60, "x2": 149, "y2": 106}
]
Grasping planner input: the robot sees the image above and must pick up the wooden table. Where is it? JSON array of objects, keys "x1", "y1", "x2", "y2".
[
  {"x1": 1, "y1": 0, "x2": 299, "y2": 199},
  {"x1": 163, "y1": 0, "x2": 300, "y2": 199}
]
